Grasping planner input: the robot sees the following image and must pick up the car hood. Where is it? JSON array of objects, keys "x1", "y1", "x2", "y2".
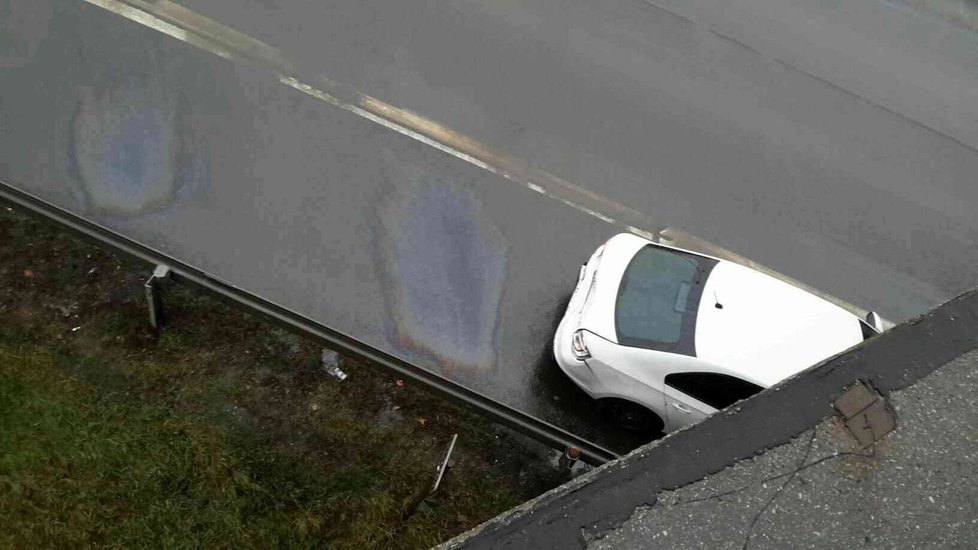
[{"x1": 695, "y1": 261, "x2": 863, "y2": 387}]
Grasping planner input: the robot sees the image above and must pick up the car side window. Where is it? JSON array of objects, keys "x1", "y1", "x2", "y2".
[{"x1": 664, "y1": 372, "x2": 764, "y2": 410}]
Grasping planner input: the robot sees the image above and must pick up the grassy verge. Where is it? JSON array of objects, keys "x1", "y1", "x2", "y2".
[{"x1": 0, "y1": 206, "x2": 558, "y2": 548}]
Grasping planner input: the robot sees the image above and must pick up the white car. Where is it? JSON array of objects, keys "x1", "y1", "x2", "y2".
[{"x1": 554, "y1": 233, "x2": 882, "y2": 433}]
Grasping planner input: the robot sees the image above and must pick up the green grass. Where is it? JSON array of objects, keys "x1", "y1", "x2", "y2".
[
  {"x1": 0, "y1": 207, "x2": 553, "y2": 548},
  {"x1": 0, "y1": 344, "x2": 272, "y2": 548}
]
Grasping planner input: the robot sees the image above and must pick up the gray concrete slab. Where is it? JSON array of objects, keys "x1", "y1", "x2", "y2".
[
  {"x1": 591, "y1": 348, "x2": 978, "y2": 549},
  {"x1": 176, "y1": 0, "x2": 978, "y2": 322}
]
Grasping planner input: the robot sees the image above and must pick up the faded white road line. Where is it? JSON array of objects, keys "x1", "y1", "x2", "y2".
[{"x1": 82, "y1": 0, "x2": 656, "y2": 240}]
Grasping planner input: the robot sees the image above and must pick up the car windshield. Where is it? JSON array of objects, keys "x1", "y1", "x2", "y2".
[{"x1": 615, "y1": 245, "x2": 716, "y2": 355}]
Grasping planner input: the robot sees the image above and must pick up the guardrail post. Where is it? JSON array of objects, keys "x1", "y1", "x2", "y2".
[
  {"x1": 144, "y1": 264, "x2": 172, "y2": 331},
  {"x1": 556, "y1": 446, "x2": 582, "y2": 481}
]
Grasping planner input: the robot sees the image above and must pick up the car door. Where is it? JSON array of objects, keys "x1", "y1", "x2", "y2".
[
  {"x1": 662, "y1": 372, "x2": 764, "y2": 431},
  {"x1": 582, "y1": 335, "x2": 668, "y2": 417},
  {"x1": 662, "y1": 374, "x2": 714, "y2": 430}
]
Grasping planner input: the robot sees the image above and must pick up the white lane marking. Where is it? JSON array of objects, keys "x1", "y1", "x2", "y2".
[
  {"x1": 280, "y1": 76, "x2": 495, "y2": 175},
  {"x1": 82, "y1": 0, "x2": 651, "y2": 235},
  {"x1": 83, "y1": 0, "x2": 233, "y2": 60},
  {"x1": 625, "y1": 225, "x2": 656, "y2": 241}
]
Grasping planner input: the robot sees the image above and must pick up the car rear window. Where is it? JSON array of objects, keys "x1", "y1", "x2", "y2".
[{"x1": 615, "y1": 245, "x2": 716, "y2": 355}]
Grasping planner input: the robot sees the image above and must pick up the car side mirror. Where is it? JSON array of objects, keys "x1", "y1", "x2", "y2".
[{"x1": 865, "y1": 311, "x2": 884, "y2": 334}]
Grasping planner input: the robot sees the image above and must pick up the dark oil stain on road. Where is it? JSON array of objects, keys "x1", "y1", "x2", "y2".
[{"x1": 374, "y1": 153, "x2": 508, "y2": 374}]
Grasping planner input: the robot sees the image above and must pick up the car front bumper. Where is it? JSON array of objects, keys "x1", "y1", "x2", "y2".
[{"x1": 553, "y1": 297, "x2": 606, "y2": 399}]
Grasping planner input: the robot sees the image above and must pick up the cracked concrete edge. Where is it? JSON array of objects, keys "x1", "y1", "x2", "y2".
[
  {"x1": 593, "y1": 349, "x2": 978, "y2": 549},
  {"x1": 439, "y1": 288, "x2": 978, "y2": 549}
]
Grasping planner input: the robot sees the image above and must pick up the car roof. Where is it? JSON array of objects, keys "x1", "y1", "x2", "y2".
[
  {"x1": 592, "y1": 233, "x2": 864, "y2": 388},
  {"x1": 694, "y1": 260, "x2": 863, "y2": 386}
]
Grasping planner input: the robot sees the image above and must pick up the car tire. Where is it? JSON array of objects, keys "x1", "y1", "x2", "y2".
[{"x1": 599, "y1": 399, "x2": 664, "y2": 434}]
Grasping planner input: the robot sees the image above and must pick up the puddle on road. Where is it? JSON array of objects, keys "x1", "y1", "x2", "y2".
[
  {"x1": 376, "y1": 157, "x2": 508, "y2": 374},
  {"x1": 0, "y1": 1, "x2": 209, "y2": 221},
  {"x1": 71, "y1": 72, "x2": 185, "y2": 215}
]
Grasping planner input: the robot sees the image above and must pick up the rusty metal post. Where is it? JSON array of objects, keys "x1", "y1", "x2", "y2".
[{"x1": 555, "y1": 446, "x2": 582, "y2": 482}]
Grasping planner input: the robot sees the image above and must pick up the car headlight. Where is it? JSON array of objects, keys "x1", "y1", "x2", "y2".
[{"x1": 572, "y1": 330, "x2": 591, "y2": 360}]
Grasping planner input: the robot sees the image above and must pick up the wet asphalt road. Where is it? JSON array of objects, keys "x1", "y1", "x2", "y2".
[
  {"x1": 2, "y1": 0, "x2": 977, "y2": 452},
  {"x1": 0, "y1": 0, "x2": 646, "y2": 451},
  {"x1": 177, "y1": 0, "x2": 978, "y2": 321}
]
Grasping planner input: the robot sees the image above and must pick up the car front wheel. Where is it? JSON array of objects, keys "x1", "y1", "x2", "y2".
[{"x1": 599, "y1": 399, "x2": 664, "y2": 434}]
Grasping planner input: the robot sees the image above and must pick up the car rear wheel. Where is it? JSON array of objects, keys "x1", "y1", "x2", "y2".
[{"x1": 599, "y1": 399, "x2": 664, "y2": 434}]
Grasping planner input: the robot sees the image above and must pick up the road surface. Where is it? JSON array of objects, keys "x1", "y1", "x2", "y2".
[
  {"x1": 2, "y1": 0, "x2": 976, "y2": 452},
  {"x1": 175, "y1": 0, "x2": 978, "y2": 321},
  {"x1": 0, "y1": 0, "x2": 648, "y2": 452}
]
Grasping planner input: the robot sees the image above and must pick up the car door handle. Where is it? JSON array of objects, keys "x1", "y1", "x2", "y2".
[{"x1": 671, "y1": 403, "x2": 691, "y2": 414}]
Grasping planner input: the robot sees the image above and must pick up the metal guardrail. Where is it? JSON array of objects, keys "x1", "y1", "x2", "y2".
[{"x1": 0, "y1": 180, "x2": 619, "y2": 465}]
